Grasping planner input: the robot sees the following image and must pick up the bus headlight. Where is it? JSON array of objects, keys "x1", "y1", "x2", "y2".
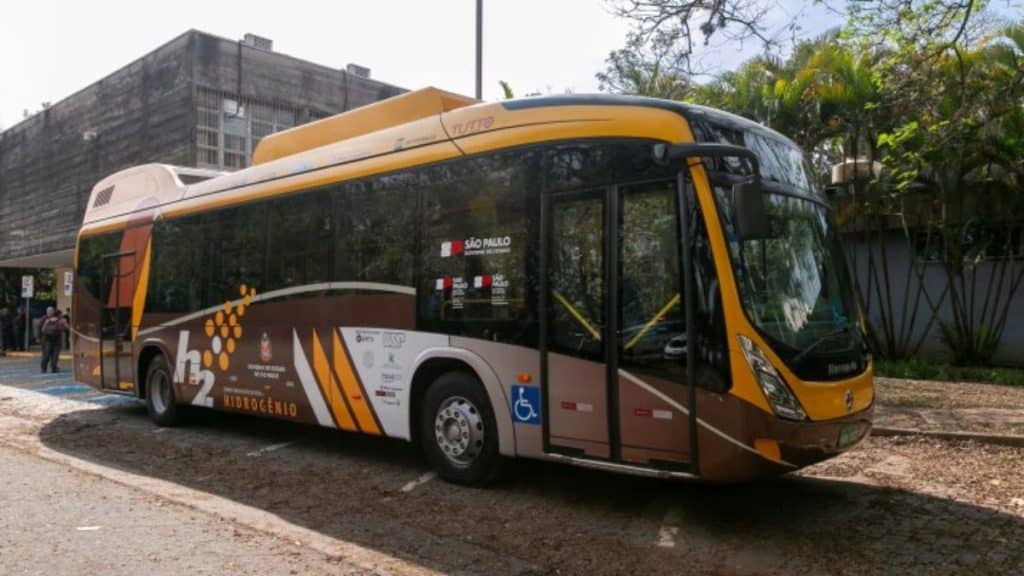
[{"x1": 738, "y1": 335, "x2": 807, "y2": 421}]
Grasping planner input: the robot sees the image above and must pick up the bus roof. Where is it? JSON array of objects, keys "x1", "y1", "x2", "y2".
[
  {"x1": 499, "y1": 93, "x2": 801, "y2": 149},
  {"x1": 80, "y1": 90, "x2": 797, "y2": 235},
  {"x1": 251, "y1": 87, "x2": 478, "y2": 165}
]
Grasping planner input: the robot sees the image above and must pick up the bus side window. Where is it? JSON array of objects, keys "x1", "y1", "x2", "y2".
[
  {"x1": 202, "y1": 202, "x2": 267, "y2": 307},
  {"x1": 149, "y1": 217, "x2": 203, "y2": 314},
  {"x1": 417, "y1": 150, "x2": 539, "y2": 345},
  {"x1": 265, "y1": 191, "x2": 330, "y2": 293},
  {"x1": 77, "y1": 232, "x2": 123, "y2": 336},
  {"x1": 334, "y1": 176, "x2": 416, "y2": 287}
]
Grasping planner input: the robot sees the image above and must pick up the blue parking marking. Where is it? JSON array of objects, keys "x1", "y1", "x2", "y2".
[
  {"x1": 35, "y1": 384, "x2": 95, "y2": 396},
  {"x1": 23, "y1": 372, "x2": 72, "y2": 380},
  {"x1": 88, "y1": 394, "x2": 138, "y2": 406},
  {"x1": 0, "y1": 357, "x2": 137, "y2": 408}
]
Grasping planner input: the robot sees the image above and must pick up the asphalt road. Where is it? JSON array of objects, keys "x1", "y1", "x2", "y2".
[{"x1": 0, "y1": 356, "x2": 1021, "y2": 575}]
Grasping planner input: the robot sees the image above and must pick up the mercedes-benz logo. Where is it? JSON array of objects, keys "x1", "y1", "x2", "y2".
[{"x1": 844, "y1": 390, "x2": 854, "y2": 412}]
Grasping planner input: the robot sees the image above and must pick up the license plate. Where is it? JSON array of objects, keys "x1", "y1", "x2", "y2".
[{"x1": 838, "y1": 424, "x2": 861, "y2": 448}]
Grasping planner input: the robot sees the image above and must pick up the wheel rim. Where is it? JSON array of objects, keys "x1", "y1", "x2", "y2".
[
  {"x1": 151, "y1": 370, "x2": 170, "y2": 414},
  {"x1": 434, "y1": 396, "x2": 484, "y2": 469}
]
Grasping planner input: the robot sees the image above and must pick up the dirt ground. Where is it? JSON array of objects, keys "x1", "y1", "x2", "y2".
[
  {"x1": 875, "y1": 377, "x2": 1024, "y2": 435},
  {"x1": 876, "y1": 377, "x2": 1024, "y2": 410},
  {"x1": 1, "y1": 359, "x2": 1023, "y2": 575}
]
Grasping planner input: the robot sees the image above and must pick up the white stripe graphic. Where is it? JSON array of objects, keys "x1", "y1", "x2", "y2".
[
  {"x1": 617, "y1": 368, "x2": 795, "y2": 467},
  {"x1": 292, "y1": 329, "x2": 335, "y2": 428}
]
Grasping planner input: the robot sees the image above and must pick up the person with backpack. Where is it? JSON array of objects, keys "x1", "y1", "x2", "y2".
[{"x1": 40, "y1": 307, "x2": 68, "y2": 373}]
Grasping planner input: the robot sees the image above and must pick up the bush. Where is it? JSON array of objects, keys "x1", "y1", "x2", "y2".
[{"x1": 876, "y1": 358, "x2": 1024, "y2": 386}]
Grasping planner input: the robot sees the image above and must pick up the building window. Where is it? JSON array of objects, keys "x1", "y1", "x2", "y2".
[
  {"x1": 196, "y1": 89, "x2": 221, "y2": 169},
  {"x1": 195, "y1": 87, "x2": 297, "y2": 171}
]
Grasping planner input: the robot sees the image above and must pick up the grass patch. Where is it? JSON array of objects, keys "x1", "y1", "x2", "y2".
[{"x1": 876, "y1": 359, "x2": 1024, "y2": 387}]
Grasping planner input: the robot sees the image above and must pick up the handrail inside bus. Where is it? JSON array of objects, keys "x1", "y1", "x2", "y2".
[
  {"x1": 623, "y1": 293, "x2": 680, "y2": 351},
  {"x1": 549, "y1": 291, "x2": 682, "y2": 349},
  {"x1": 551, "y1": 291, "x2": 601, "y2": 341}
]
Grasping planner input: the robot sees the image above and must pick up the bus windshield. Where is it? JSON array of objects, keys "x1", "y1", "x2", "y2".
[
  {"x1": 724, "y1": 190, "x2": 859, "y2": 350},
  {"x1": 695, "y1": 121, "x2": 865, "y2": 380}
]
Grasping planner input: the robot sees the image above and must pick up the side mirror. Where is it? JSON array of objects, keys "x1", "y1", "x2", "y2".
[{"x1": 732, "y1": 181, "x2": 769, "y2": 240}]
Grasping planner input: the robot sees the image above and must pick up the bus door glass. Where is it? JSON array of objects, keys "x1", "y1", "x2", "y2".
[
  {"x1": 615, "y1": 181, "x2": 692, "y2": 467},
  {"x1": 99, "y1": 252, "x2": 136, "y2": 391},
  {"x1": 544, "y1": 180, "x2": 694, "y2": 467},
  {"x1": 546, "y1": 188, "x2": 610, "y2": 458}
]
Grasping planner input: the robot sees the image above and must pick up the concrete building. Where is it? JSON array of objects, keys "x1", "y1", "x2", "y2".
[{"x1": 0, "y1": 29, "x2": 405, "y2": 312}]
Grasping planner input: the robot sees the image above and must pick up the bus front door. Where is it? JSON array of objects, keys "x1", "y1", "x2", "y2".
[
  {"x1": 543, "y1": 181, "x2": 695, "y2": 471},
  {"x1": 99, "y1": 252, "x2": 136, "y2": 393}
]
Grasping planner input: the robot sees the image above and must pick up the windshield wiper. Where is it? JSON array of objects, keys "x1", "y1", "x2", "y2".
[{"x1": 790, "y1": 325, "x2": 855, "y2": 368}]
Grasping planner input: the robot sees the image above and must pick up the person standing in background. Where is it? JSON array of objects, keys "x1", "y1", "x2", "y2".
[
  {"x1": 39, "y1": 307, "x2": 68, "y2": 373},
  {"x1": 14, "y1": 306, "x2": 26, "y2": 351}
]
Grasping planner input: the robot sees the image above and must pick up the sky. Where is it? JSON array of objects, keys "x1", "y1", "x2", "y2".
[{"x1": 0, "y1": 0, "x2": 845, "y2": 130}]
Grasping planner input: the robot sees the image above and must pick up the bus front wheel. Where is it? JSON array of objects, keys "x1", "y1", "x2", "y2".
[
  {"x1": 421, "y1": 371, "x2": 502, "y2": 486},
  {"x1": 145, "y1": 355, "x2": 181, "y2": 427}
]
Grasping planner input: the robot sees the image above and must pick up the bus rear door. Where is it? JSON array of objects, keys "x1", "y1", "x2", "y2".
[{"x1": 99, "y1": 251, "x2": 136, "y2": 393}]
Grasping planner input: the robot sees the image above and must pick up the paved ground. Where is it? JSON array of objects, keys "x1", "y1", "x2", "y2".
[
  {"x1": 0, "y1": 356, "x2": 1022, "y2": 575},
  {"x1": 0, "y1": 445, "x2": 377, "y2": 575},
  {"x1": 876, "y1": 377, "x2": 1024, "y2": 436}
]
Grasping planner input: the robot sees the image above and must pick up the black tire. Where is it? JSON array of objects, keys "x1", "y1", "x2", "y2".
[
  {"x1": 145, "y1": 355, "x2": 181, "y2": 427},
  {"x1": 421, "y1": 371, "x2": 502, "y2": 486}
]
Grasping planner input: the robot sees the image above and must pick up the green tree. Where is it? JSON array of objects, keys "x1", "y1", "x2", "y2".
[
  {"x1": 597, "y1": 32, "x2": 691, "y2": 98},
  {"x1": 603, "y1": 0, "x2": 1024, "y2": 364},
  {"x1": 874, "y1": 22, "x2": 1024, "y2": 364}
]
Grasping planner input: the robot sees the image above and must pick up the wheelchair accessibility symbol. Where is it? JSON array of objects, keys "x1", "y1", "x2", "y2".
[{"x1": 511, "y1": 385, "x2": 541, "y2": 425}]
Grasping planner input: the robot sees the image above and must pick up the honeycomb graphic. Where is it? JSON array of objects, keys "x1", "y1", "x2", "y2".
[{"x1": 203, "y1": 284, "x2": 256, "y2": 372}]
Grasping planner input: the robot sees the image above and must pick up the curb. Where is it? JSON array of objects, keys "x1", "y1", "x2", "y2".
[
  {"x1": 2, "y1": 351, "x2": 73, "y2": 361},
  {"x1": 873, "y1": 426, "x2": 1024, "y2": 448}
]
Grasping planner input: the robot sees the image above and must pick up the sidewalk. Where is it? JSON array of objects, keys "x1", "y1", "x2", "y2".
[
  {"x1": 0, "y1": 444, "x2": 370, "y2": 575},
  {"x1": 874, "y1": 377, "x2": 1024, "y2": 447},
  {"x1": 2, "y1": 347, "x2": 72, "y2": 361}
]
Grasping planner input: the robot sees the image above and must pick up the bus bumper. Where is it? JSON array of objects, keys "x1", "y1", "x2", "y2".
[{"x1": 697, "y1": 400, "x2": 874, "y2": 482}]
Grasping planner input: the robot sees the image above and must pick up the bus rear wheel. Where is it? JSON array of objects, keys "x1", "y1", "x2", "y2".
[
  {"x1": 421, "y1": 371, "x2": 501, "y2": 486},
  {"x1": 145, "y1": 355, "x2": 181, "y2": 427}
]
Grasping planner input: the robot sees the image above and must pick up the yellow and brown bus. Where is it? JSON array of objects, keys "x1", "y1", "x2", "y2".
[{"x1": 73, "y1": 87, "x2": 873, "y2": 484}]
